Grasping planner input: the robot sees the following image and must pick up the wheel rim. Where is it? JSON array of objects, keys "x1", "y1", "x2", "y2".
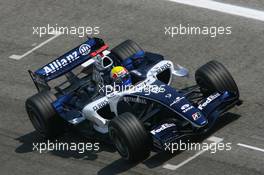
[{"x1": 109, "y1": 127, "x2": 129, "y2": 158}]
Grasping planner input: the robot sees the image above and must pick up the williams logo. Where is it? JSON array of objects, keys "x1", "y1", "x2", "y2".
[
  {"x1": 192, "y1": 112, "x2": 201, "y2": 121},
  {"x1": 79, "y1": 44, "x2": 91, "y2": 56}
]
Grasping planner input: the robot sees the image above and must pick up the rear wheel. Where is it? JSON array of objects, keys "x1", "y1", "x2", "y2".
[
  {"x1": 195, "y1": 60, "x2": 239, "y2": 97},
  {"x1": 112, "y1": 40, "x2": 143, "y2": 62},
  {"x1": 109, "y1": 112, "x2": 150, "y2": 162},
  {"x1": 25, "y1": 91, "x2": 65, "y2": 139}
]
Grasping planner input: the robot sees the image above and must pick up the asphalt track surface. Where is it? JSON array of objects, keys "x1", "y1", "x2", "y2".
[{"x1": 1, "y1": 0, "x2": 264, "y2": 174}]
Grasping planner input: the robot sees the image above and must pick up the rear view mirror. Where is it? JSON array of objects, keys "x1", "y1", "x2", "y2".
[{"x1": 172, "y1": 64, "x2": 189, "y2": 77}]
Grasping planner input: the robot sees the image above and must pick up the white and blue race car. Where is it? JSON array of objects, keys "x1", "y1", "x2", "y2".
[{"x1": 25, "y1": 37, "x2": 241, "y2": 161}]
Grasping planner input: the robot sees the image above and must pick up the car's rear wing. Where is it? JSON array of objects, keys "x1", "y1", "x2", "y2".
[{"x1": 29, "y1": 37, "x2": 108, "y2": 91}]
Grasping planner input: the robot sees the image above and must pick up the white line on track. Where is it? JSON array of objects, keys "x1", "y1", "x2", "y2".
[
  {"x1": 237, "y1": 143, "x2": 264, "y2": 153},
  {"x1": 163, "y1": 136, "x2": 223, "y2": 171},
  {"x1": 167, "y1": 0, "x2": 264, "y2": 22},
  {"x1": 9, "y1": 31, "x2": 62, "y2": 60}
]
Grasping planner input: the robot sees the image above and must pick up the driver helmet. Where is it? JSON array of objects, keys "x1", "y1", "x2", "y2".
[{"x1": 111, "y1": 66, "x2": 132, "y2": 86}]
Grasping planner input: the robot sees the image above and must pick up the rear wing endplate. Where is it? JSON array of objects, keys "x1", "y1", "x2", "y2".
[{"x1": 28, "y1": 70, "x2": 50, "y2": 92}]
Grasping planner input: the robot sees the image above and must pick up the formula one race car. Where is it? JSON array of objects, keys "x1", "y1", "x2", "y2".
[{"x1": 25, "y1": 37, "x2": 241, "y2": 161}]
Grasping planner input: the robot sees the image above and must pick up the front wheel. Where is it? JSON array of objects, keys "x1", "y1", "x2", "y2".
[
  {"x1": 109, "y1": 112, "x2": 150, "y2": 162},
  {"x1": 195, "y1": 60, "x2": 239, "y2": 97}
]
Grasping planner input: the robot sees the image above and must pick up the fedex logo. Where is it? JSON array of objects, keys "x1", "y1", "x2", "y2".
[
  {"x1": 151, "y1": 123, "x2": 176, "y2": 135},
  {"x1": 198, "y1": 93, "x2": 221, "y2": 110}
]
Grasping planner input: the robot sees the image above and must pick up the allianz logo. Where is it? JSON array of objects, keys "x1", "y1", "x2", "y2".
[{"x1": 43, "y1": 44, "x2": 91, "y2": 75}]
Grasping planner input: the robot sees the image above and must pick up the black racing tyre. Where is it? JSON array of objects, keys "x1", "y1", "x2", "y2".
[
  {"x1": 111, "y1": 40, "x2": 143, "y2": 61},
  {"x1": 195, "y1": 60, "x2": 239, "y2": 97},
  {"x1": 109, "y1": 112, "x2": 150, "y2": 162},
  {"x1": 25, "y1": 91, "x2": 65, "y2": 139}
]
